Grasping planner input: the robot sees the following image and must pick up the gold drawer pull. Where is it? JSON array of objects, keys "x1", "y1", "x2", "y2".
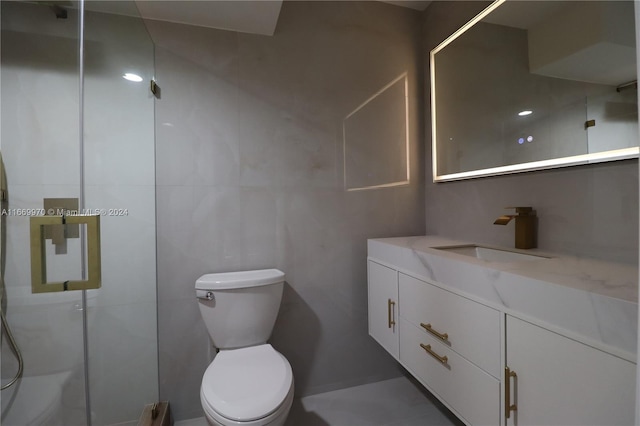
[
  {"x1": 387, "y1": 299, "x2": 396, "y2": 329},
  {"x1": 420, "y1": 322, "x2": 449, "y2": 342},
  {"x1": 420, "y1": 343, "x2": 448, "y2": 365}
]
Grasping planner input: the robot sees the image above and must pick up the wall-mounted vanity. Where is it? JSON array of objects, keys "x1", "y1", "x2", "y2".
[
  {"x1": 369, "y1": 1, "x2": 640, "y2": 423},
  {"x1": 368, "y1": 236, "x2": 637, "y2": 425},
  {"x1": 431, "y1": 0, "x2": 638, "y2": 182}
]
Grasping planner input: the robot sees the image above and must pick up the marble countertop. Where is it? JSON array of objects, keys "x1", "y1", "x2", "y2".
[{"x1": 368, "y1": 235, "x2": 639, "y2": 358}]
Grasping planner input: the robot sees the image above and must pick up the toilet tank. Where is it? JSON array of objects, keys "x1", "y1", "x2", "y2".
[{"x1": 196, "y1": 269, "x2": 285, "y2": 350}]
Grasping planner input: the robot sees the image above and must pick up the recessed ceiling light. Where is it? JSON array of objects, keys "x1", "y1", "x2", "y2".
[
  {"x1": 123, "y1": 73, "x2": 143, "y2": 82},
  {"x1": 518, "y1": 110, "x2": 533, "y2": 116}
]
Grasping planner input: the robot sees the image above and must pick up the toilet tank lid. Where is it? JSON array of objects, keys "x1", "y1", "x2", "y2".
[{"x1": 196, "y1": 269, "x2": 285, "y2": 290}]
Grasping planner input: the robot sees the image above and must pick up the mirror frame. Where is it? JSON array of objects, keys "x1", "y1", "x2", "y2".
[{"x1": 430, "y1": 0, "x2": 639, "y2": 183}]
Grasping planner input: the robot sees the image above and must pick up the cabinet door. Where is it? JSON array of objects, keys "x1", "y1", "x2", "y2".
[
  {"x1": 368, "y1": 260, "x2": 399, "y2": 359},
  {"x1": 506, "y1": 316, "x2": 636, "y2": 426}
]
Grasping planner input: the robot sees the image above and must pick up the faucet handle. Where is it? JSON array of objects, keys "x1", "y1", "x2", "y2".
[{"x1": 505, "y1": 206, "x2": 534, "y2": 215}]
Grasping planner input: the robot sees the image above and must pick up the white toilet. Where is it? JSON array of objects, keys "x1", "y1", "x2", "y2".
[{"x1": 196, "y1": 269, "x2": 294, "y2": 426}]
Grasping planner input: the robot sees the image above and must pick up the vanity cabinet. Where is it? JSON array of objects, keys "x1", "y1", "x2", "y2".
[
  {"x1": 505, "y1": 316, "x2": 636, "y2": 426},
  {"x1": 367, "y1": 260, "x2": 399, "y2": 359},
  {"x1": 368, "y1": 236, "x2": 638, "y2": 426}
]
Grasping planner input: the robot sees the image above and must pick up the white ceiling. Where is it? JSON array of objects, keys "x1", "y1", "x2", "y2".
[
  {"x1": 132, "y1": 0, "x2": 431, "y2": 36},
  {"x1": 135, "y1": 1, "x2": 283, "y2": 36}
]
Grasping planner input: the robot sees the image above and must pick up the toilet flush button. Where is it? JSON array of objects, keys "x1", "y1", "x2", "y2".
[{"x1": 196, "y1": 290, "x2": 214, "y2": 301}]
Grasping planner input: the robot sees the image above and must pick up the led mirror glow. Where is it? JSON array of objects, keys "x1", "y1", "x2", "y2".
[{"x1": 123, "y1": 73, "x2": 143, "y2": 82}]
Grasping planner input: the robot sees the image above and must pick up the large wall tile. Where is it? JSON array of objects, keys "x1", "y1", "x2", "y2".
[
  {"x1": 153, "y1": 37, "x2": 240, "y2": 187},
  {"x1": 157, "y1": 297, "x2": 212, "y2": 421}
]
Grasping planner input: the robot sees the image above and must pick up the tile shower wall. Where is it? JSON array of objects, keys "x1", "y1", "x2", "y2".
[
  {"x1": 422, "y1": 1, "x2": 639, "y2": 264},
  {"x1": 148, "y1": 1, "x2": 425, "y2": 420}
]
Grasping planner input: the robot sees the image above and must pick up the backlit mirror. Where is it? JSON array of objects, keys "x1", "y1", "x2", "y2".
[{"x1": 431, "y1": 0, "x2": 638, "y2": 182}]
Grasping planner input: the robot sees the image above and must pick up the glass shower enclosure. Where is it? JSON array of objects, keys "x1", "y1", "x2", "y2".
[{"x1": 1, "y1": 1, "x2": 158, "y2": 424}]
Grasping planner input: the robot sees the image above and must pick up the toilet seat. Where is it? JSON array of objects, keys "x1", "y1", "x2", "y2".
[{"x1": 201, "y1": 344, "x2": 293, "y2": 423}]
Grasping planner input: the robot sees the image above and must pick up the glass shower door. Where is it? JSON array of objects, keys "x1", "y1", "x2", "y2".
[
  {"x1": 83, "y1": 3, "x2": 158, "y2": 424},
  {"x1": 1, "y1": 1, "x2": 158, "y2": 424}
]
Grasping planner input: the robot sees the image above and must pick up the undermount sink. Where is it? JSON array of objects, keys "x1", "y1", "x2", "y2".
[{"x1": 434, "y1": 245, "x2": 550, "y2": 262}]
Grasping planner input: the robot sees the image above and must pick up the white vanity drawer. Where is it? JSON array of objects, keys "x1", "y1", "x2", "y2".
[
  {"x1": 399, "y1": 318, "x2": 500, "y2": 426},
  {"x1": 399, "y1": 273, "x2": 500, "y2": 377}
]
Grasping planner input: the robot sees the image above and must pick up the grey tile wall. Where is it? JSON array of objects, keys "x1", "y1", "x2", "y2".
[{"x1": 148, "y1": 1, "x2": 425, "y2": 420}]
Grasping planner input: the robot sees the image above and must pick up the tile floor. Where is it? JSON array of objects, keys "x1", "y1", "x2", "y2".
[{"x1": 176, "y1": 375, "x2": 463, "y2": 426}]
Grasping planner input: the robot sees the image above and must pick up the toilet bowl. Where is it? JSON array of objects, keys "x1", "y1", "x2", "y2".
[
  {"x1": 200, "y1": 344, "x2": 294, "y2": 426},
  {"x1": 196, "y1": 270, "x2": 294, "y2": 426}
]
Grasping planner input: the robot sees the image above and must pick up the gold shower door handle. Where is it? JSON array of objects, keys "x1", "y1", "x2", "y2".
[
  {"x1": 505, "y1": 366, "x2": 518, "y2": 420},
  {"x1": 30, "y1": 214, "x2": 101, "y2": 293},
  {"x1": 387, "y1": 299, "x2": 396, "y2": 328}
]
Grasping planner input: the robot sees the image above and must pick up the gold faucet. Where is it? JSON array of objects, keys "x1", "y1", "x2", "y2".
[{"x1": 494, "y1": 207, "x2": 537, "y2": 249}]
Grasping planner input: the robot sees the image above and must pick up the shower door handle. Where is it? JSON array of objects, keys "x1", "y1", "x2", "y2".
[{"x1": 30, "y1": 214, "x2": 101, "y2": 293}]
